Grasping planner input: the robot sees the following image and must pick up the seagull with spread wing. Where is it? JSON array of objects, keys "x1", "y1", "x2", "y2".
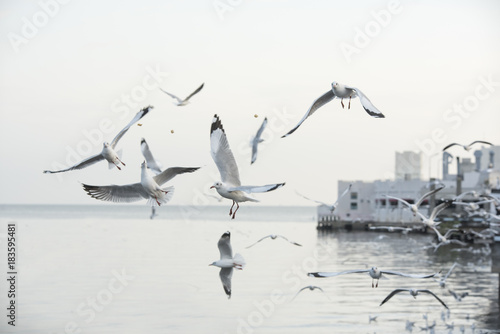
[
  {"x1": 308, "y1": 266, "x2": 439, "y2": 288},
  {"x1": 251, "y1": 117, "x2": 267, "y2": 164},
  {"x1": 296, "y1": 183, "x2": 352, "y2": 213},
  {"x1": 380, "y1": 288, "x2": 448, "y2": 309},
  {"x1": 44, "y1": 106, "x2": 152, "y2": 173},
  {"x1": 210, "y1": 114, "x2": 285, "y2": 219},
  {"x1": 160, "y1": 83, "x2": 204, "y2": 106},
  {"x1": 140, "y1": 138, "x2": 162, "y2": 175},
  {"x1": 209, "y1": 231, "x2": 245, "y2": 299},
  {"x1": 416, "y1": 202, "x2": 451, "y2": 228},
  {"x1": 82, "y1": 161, "x2": 200, "y2": 206},
  {"x1": 384, "y1": 185, "x2": 445, "y2": 216},
  {"x1": 442, "y1": 140, "x2": 493, "y2": 152},
  {"x1": 282, "y1": 81, "x2": 384, "y2": 138},
  {"x1": 430, "y1": 227, "x2": 467, "y2": 252},
  {"x1": 246, "y1": 234, "x2": 302, "y2": 248}
]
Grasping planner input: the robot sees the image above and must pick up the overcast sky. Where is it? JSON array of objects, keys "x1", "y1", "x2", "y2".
[{"x1": 1, "y1": 0, "x2": 499, "y2": 206}]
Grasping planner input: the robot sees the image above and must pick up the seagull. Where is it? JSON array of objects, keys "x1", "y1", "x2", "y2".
[
  {"x1": 209, "y1": 231, "x2": 245, "y2": 299},
  {"x1": 308, "y1": 266, "x2": 439, "y2": 288},
  {"x1": 44, "y1": 106, "x2": 152, "y2": 173},
  {"x1": 160, "y1": 83, "x2": 204, "y2": 106},
  {"x1": 384, "y1": 185, "x2": 445, "y2": 216},
  {"x1": 82, "y1": 161, "x2": 200, "y2": 206},
  {"x1": 296, "y1": 183, "x2": 352, "y2": 213},
  {"x1": 251, "y1": 117, "x2": 267, "y2": 164},
  {"x1": 368, "y1": 315, "x2": 378, "y2": 324},
  {"x1": 453, "y1": 199, "x2": 494, "y2": 212},
  {"x1": 281, "y1": 81, "x2": 384, "y2": 138},
  {"x1": 436, "y1": 262, "x2": 458, "y2": 288},
  {"x1": 443, "y1": 141, "x2": 493, "y2": 152},
  {"x1": 246, "y1": 234, "x2": 302, "y2": 248},
  {"x1": 448, "y1": 289, "x2": 469, "y2": 302},
  {"x1": 210, "y1": 114, "x2": 285, "y2": 219},
  {"x1": 430, "y1": 227, "x2": 467, "y2": 252},
  {"x1": 140, "y1": 138, "x2": 162, "y2": 175},
  {"x1": 379, "y1": 288, "x2": 448, "y2": 309},
  {"x1": 416, "y1": 202, "x2": 451, "y2": 228},
  {"x1": 292, "y1": 285, "x2": 327, "y2": 301},
  {"x1": 369, "y1": 226, "x2": 413, "y2": 234}
]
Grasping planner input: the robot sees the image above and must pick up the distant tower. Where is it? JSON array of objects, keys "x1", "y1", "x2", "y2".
[
  {"x1": 395, "y1": 151, "x2": 422, "y2": 180},
  {"x1": 474, "y1": 150, "x2": 482, "y2": 171},
  {"x1": 442, "y1": 151, "x2": 453, "y2": 180},
  {"x1": 490, "y1": 150, "x2": 495, "y2": 168}
]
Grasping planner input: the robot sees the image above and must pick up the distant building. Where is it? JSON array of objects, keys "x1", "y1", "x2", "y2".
[{"x1": 395, "y1": 151, "x2": 422, "y2": 180}]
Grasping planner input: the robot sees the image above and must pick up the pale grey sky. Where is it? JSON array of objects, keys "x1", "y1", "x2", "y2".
[{"x1": 1, "y1": 0, "x2": 499, "y2": 205}]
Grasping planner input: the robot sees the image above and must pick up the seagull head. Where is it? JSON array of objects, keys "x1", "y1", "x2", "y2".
[
  {"x1": 103, "y1": 142, "x2": 110, "y2": 148},
  {"x1": 331, "y1": 81, "x2": 339, "y2": 88},
  {"x1": 210, "y1": 182, "x2": 222, "y2": 189},
  {"x1": 141, "y1": 160, "x2": 147, "y2": 169}
]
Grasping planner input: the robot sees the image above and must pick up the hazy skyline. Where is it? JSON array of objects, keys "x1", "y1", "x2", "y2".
[{"x1": 1, "y1": 0, "x2": 499, "y2": 206}]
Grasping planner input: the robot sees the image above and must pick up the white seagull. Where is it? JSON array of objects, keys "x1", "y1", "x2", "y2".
[
  {"x1": 448, "y1": 289, "x2": 469, "y2": 302},
  {"x1": 296, "y1": 183, "x2": 352, "y2": 213},
  {"x1": 160, "y1": 83, "x2": 204, "y2": 106},
  {"x1": 44, "y1": 106, "x2": 152, "y2": 173},
  {"x1": 430, "y1": 227, "x2": 467, "y2": 252},
  {"x1": 282, "y1": 81, "x2": 384, "y2": 138},
  {"x1": 209, "y1": 231, "x2": 245, "y2": 299},
  {"x1": 308, "y1": 266, "x2": 439, "y2": 288},
  {"x1": 384, "y1": 185, "x2": 445, "y2": 216},
  {"x1": 443, "y1": 140, "x2": 493, "y2": 152},
  {"x1": 210, "y1": 114, "x2": 285, "y2": 219},
  {"x1": 251, "y1": 117, "x2": 268, "y2": 164},
  {"x1": 380, "y1": 288, "x2": 448, "y2": 309},
  {"x1": 436, "y1": 262, "x2": 458, "y2": 288},
  {"x1": 82, "y1": 161, "x2": 200, "y2": 206},
  {"x1": 292, "y1": 286, "x2": 327, "y2": 301},
  {"x1": 416, "y1": 202, "x2": 451, "y2": 228},
  {"x1": 140, "y1": 138, "x2": 162, "y2": 175},
  {"x1": 246, "y1": 234, "x2": 302, "y2": 248}
]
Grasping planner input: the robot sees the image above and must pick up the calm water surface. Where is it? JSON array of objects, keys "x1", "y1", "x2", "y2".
[{"x1": 0, "y1": 205, "x2": 498, "y2": 333}]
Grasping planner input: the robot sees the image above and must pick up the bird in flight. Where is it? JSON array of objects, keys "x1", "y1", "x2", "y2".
[
  {"x1": 251, "y1": 117, "x2": 268, "y2": 164},
  {"x1": 245, "y1": 234, "x2": 302, "y2": 248},
  {"x1": 379, "y1": 288, "x2": 448, "y2": 309},
  {"x1": 442, "y1": 140, "x2": 493, "y2": 152},
  {"x1": 384, "y1": 185, "x2": 445, "y2": 216},
  {"x1": 296, "y1": 183, "x2": 352, "y2": 213},
  {"x1": 160, "y1": 83, "x2": 204, "y2": 106},
  {"x1": 282, "y1": 81, "x2": 384, "y2": 138},
  {"x1": 44, "y1": 106, "x2": 152, "y2": 173}
]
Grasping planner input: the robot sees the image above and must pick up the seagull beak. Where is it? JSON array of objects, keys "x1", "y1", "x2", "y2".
[{"x1": 210, "y1": 186, "x2": 215, "y2": 189}]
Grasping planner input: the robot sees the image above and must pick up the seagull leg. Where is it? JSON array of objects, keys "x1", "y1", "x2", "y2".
[
  {"x1": 341, "y1": 98, "x2": 345, "y2": 109},
  {"x1": 348, "y1": 95, "x2": 352, "y2": 109},
  {"x1": 372, "y1": 280, "x2": 374, "y2": 288},
  {"x1": 117, "y1": 157, "x2": 126, "y2": 166},
  {"x1": 375, "y1": 279, "x2": 379, "y2": 288},
  {"x1": 114, "y1": 163, "x2": 121, "y2": 171},
  {"x1": 232, "y1": 202, "x2": 240, "y2": 219},
  {"x1": 229, "y1": 200, "x2": 235, "y2": 216},
  {"x1": 155, "y1": 196, "x2": 161, "y2": 206}
]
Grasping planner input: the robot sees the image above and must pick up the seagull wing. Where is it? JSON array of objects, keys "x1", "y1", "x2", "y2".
[
  {"x1": 82, "y1": 182, "x2": 149, "y2": 203},
  {"x1": 229, "y1": 183, "x2": 285, "y2": 193},
  {"x1": 183, "y1": 83, "x2": 204, "y2": 102},
  {"x1": 379, "y1": 288, "x2": 409, "y2": 306},
  {"x1": 416, "y1": 185, "x2": 445, "y2": 207},
  {"x1": 333, "y1": 183, "x2": 352, "y2": 207},
  {"x1": 251, "y1": 117, "x2": 268, "y2": 164},
  {"x1": 43, "y1": 153, "x2": 104, "y2": 174},
  {"x1": 295, "y1": 190, "x2": 330, "y2": 206},
  {"x1": 281, "y1": 90, "x2": 335, "y2": 138},
  {"x1": 381, "y1": 270, "x2": 439, "y2": 279},
  {"x1": 219, "y1": 267, "x2": 233, "y2": 299},
  {"x1": 442, "y1": 143, "x2": 461, "y2": 151},
  {"x1": 420, "y1": 289, "x2": 449, "y2": 309},
  {"x1": 159, "y1": 88, "x2": 183, "y2": 103},
  {"x1": 153, "y1": 167, "x2": 200, "y2": 186},
  {"x1": 245, "y1": 235, "x2": 272, "y2": 248},
  {"x1": 308, "y1": 269, "x2": 369, "y2": 278},
  {"x1": 211, "y1": 115, "x2": 241, "y2": 186},
  {"x1": 218, "y1": 232, "x2": 233, "y2": 259},
  {"x1": 140, "y1": 138, "x2": 162, "y2": 175},
  {"x1": 347, "y1": 86, "x2": 385, "y2": 118},
  {"x1": 110, "y1": 106, "x2": 152, "y2": 148},
  {"x1": 276, "y1": 235, "x2": 302, "y2": 246},
  {"x1": 469, "y1": 140, "x2": 493, "y2": 147},
  {"x1": 384, "y1": 195, "x2": 412, "y2": 209},
  {"x1": 430, "y1": 202, "x2": 451, "y2": 220}
]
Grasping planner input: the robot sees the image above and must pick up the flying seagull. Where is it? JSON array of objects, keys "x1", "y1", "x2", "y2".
[
  {"x1": 436, "y1": 262, "x2": 458, "y2": 288},
  {"x1": 384, "y1": 185, "x2": 445, "y2": 216},
  {"x1": 282, "y1": 81, "x2": 384, "y2": 138},
  {"x1": 430, "y1": 227, "x2": 467, "y2": 252},
  {"x1": 251, "y1": 117, "x2": 268, "y2": 164},
  {"x1": 210, "y1": 114, "x2": 285, "y2": 219},
  {"x1": 442, "y1": 141, "x2": 493, "y2": 152},
  {"x1": 308, "y1": 266, "x2": 439, "y2": 288},
  {"x1": 160, "y1": 83, "x2": 204, "y2": 106},
  {"x1": 82, "y1": 161, "x2": 200, "y2": 206},
  {"x1": 292, "y1": 286, "x2": 327, "y2": 301},
  {"x1": 415, "y1": 202, "x2": 451, "y2": 228},
  {"x1": 209, "y1": 231, "x2": 245, "y2": 299},
  {"x1": 44, "y1": 106, "x2": 152, "y2": 173},
  {"x1": 246, "y1": 234, "x2": 302, "y2": 248},
  {"x1": 380, "y1": 288, "x2": 448, "y2": 309},
  {"x1": 140, "y1": 138, "x2": 162, "y2": 175},
  {"x1": 448, "y1": 289, "x2": 469, "y2": 302},
  {"x1": 296, "y1": 183, "x2": 352, "y2": 213}
]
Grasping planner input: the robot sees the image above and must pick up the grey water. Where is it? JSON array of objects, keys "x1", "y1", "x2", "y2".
[{"x1": 0, "y1": 205, "x2": 498, "y2": 333}]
